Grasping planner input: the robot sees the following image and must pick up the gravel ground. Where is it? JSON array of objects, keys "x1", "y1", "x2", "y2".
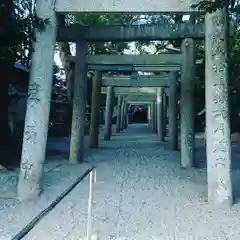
[{"x1": 1, "y1": 124, "x2": 240, "y2": 239}]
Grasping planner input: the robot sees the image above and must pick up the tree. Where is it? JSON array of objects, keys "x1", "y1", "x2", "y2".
[{"x1": 0, "y1": 0, "x2": 47, "y2": 168}]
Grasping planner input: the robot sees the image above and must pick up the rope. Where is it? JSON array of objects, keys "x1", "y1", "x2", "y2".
[{"x1": 12, "y1": 166, "x2": 95, "y2": 240}]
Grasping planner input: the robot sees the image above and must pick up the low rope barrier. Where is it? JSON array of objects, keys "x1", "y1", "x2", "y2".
[{"x1": 12, "y1": 166, "x2": 96, "y2": 240}]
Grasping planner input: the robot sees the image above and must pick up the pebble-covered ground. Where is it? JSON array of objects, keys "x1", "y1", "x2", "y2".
[{"x1": 1, "y1": 124, "x2": 240, "y2": 239}]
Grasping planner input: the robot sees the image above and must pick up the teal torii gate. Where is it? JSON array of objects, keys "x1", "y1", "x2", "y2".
[{"x1": 17, "y1": 0, "x2": 232, "y2": 208}]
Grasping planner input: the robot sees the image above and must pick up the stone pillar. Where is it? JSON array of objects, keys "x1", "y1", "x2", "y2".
[
  {"x1": 128, "y1": 108, "x2": 133, "y2": 124},
  {"x1": 17, "y1": 0, "x2": 56, "y2": 201},
  {"x1": 154, "y1": 101, "x2": 158, "y2": 132},
  {"x1": 69, "y1": 40, "x2": 88, "y2": 164},
  {"x1": 163, "y1": 90, "x2": 167, "y2": 138},
  {"x1": 124, "y1": 103, "x2": 128, "y2": 129},
  {"x1": 180, "y1": 38, "x2": 195, "y2": 168},
  {"x1": 120, "y1": 101, "x2": 125, "y2": 131},
  {"x1": 169, "y1": 72, "x2": 178, "y2": 150},
  {"x1": 88, "y1": 71, "x2": 102, "y2": 148},
  {"x1": 122, "y1": 104, "x2": 125, "y2": 129},
  {"x1": 150, "y1": 104, "x2": 153, "y2": 130},
  {"x1": 151, "y1": 102, "x2": 156, "y2": 132},
  {"x1": 205, "y1": 8, "x2": 232, "y2": 207},
  {"x1": 157, "y1": 88, "x2": 164, "y2": 141},
  {"x1": 104, "y1": 86, "x2": 114, "y2": 140},
  {"x1": 116, "y1": 96, "x2": 122, "y2": 133},
  {"x1": 151, "y1": 103, "x2": 155, "y2": 131},
  {"x1": 155, "y1": 101, "x2": 158, "y2": 132},
  {"x1": 148, "y1": 104, "x2": 152, "y2": 127}
]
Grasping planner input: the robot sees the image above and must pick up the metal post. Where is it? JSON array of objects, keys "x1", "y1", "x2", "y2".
[{"x1": 86, "y1": 169, "x2": 96, "y2": 240}]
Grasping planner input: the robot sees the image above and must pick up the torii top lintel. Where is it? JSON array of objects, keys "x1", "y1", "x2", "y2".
[
  {"x1": 54, "y1": 0, "x2": 202, "y2": 12},
  {"x1": 57, "y1": 23, "x2": 205, "y2": 42}
]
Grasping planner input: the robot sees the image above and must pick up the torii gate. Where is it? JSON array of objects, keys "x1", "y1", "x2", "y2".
[
  {"x1": 85, "y1": 56, "x2": 179, "y2": 147},
  {"x1": 17, "y1": 0, "x2": 232, "y2": 208},
  {"x1": 100, "y1": 73, "x2": 177, "y2": 146}
]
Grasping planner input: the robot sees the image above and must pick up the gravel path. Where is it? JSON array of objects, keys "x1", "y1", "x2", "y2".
[{"x1": 1, "y1": 124, "x2": 240, "y2": 239}]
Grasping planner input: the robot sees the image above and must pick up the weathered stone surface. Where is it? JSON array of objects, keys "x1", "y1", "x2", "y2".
[
  {"x1": 55, "y1": 0, "x2": 201, "y2": 12},
  {"x1": 128, "y1": 101, "x2": 153, "y2": 104},
  {"x1": 123, "y1": 95, "x2": 156, "y2": 101},
  {"x1": 120, "y1": 102, "x2": 126, "y2": 131},
  {"x1": 57, "y1": 23, "x2": 205, "y2": 42},
  {"x1": 116, "y1": 96, "x2": 123, "y2": 133},
  {"x1": 69, "y1": 40, "x2": 88, "y2": 163},
  {"x1": 88, "y1": 64, "x2": 180, "y2": 72},
  {"x1": 104, "y1": 87, "x2": 115, "y2": 140},
  {"x1": 151, "y1": 101, "x2": 156, "y2": 132},
  {"x1": 168, "y1": 72, "x2": 178, "y2": 150},
  {"x1": 180, "y1": 38, "x2": 195, "y2": 168},
  {"x1": 17, "y1": 0, "x2": 56, "y2": 201},
  {"x1": 163, "y1": 90, "x2": 167, "y2": 138},
  {"x1": 88, "y1": 71, "x2": 102, "y2": 148},
  {"x1": 101, "y1": 87, "x2": 157, "y2": 95},
  {"x1": 124, "y1": 104, "x2": 129, "y2": 129},
  {"x1": 157, "y1": 88, "x2": 164, "y2": 141},
  {"x1": 128, "y1": 110, "x2": 133, "y2": 124},
  {"x1": 86, "y1": 54, "x2": 182, "y2": 65},
  {"x1": 148, "y1": 104, "x2": 152, "y2": 128},
  {"x1": 102, "y1": 76, "x2": 169, "y2": 87},
  {"x1": 205, "y1": 8, "x2": 233, "y2": 207},
  {"x1": 154, "y1": 101, "x2": 158, "y2": 133}
]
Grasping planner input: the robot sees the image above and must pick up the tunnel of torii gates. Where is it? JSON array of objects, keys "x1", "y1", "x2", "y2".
[{"x1": 16, "y1": 0, "x2": 232, "y2": 208}]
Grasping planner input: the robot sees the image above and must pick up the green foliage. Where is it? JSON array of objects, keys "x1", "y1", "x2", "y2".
[
  {"x1": 191, "y1": 0, "x2": 228, "y2": 12},
  {"x1": 73, "y1": 13, "x2": 133, "y2": 26},
  {"x1": 0, "y1": 1, "x2": 48, "y2": 68},
  {"x1": 229, "y1": 29, "x2": 240, "y2": 114}
]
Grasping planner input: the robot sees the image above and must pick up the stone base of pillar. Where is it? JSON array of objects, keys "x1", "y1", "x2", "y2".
[
  {"x1": 88, "y1": 139, "x2": 99, "y2": 148},
  {"x1": 104, "y1": 133, "x2": 111, "y2": 140},
  {"x1": 18, "y1": 185, "x2": 43, "y2": 202},
  {"x1": 208, "y1": 197, "x2": 233, "y2": 209},
  {"x1": 88, "y1": 128, "x2": 100, "y2": 148}
]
